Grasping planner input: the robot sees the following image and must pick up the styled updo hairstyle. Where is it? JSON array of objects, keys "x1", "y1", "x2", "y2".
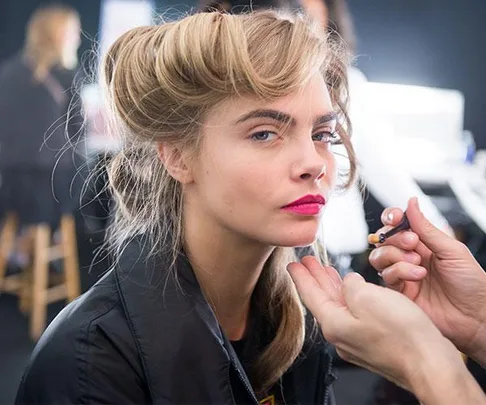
[{"x1": 101, "y1": 10, "x2": 355, "y2": 395}]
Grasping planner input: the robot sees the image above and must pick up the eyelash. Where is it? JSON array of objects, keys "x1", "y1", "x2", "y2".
[
  {"x1": 250, "y1": 130, "x2": 341, "y2": 144},
  {"x1": 312, "y1": 131, "x2": 341, "y2": 144},
  {"x1": 251, "y1": 131, "x2": 278, "y2": 142}
]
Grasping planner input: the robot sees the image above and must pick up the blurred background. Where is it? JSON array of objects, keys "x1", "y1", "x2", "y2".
[{"x1": 1, "y1": 1, "x2": 486, "y2": 404}]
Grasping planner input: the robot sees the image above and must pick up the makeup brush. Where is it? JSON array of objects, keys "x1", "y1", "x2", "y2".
[{"x1": 368, "y1": 212, "x2": 410, "y2": 244}]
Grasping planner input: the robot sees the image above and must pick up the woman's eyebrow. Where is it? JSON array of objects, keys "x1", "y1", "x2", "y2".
[
  {"x1": 235, "y1": 109, "x2": 294, "y2": 125},
  {"x1": 314, "y1": 112, "x2": 338, "y2": 126},
  {"x1": 235, "y1": 109, "x2": 338, "y2": 127}
]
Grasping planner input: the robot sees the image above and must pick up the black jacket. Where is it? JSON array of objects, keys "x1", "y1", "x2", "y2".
[{"x1": 16, "y1": 237, "x2": 337, "y2": 404}]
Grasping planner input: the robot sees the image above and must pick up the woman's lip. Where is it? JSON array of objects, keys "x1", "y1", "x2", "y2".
[
  {"x1": 283, "y1": 194, "x2": 326, "y2": 208},
  {"x1": 281, "y1": 203, "x2": 324, "y2": 216}
]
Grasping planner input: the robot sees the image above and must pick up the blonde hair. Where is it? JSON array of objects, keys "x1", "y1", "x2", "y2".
[
  {"x1": 102, "y1": 10, "x2": 355, "y2": 395},
  {"x1": 24, "y1": 4, "x2": 80, "y2": 80}
]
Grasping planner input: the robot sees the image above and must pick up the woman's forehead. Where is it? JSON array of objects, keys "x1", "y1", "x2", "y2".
[{"x1": 205, "y1": 76, "x2": 333, "y2": 124}]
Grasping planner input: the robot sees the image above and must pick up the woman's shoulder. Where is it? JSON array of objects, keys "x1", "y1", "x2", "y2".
[
  {"x1": 15, "y1": 271, "x2": 149, "y2": 404},
  {"x1": 41, "y1": 270, "x2": 123, "y2": 343}
]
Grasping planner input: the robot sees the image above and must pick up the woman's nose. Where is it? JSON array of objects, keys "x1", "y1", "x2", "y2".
[{"x1": 293, "y1": 140, "x2": 328, "y2": 182}]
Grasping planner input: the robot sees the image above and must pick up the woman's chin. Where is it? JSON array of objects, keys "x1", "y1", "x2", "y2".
[{"x1": 272, "y1": 231, "x2": 318, "y2": 248}]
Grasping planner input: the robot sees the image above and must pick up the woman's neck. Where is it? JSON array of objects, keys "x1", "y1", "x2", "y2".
[{"x1": 183, "y1": 208, "x2": 274, "y2": 341}]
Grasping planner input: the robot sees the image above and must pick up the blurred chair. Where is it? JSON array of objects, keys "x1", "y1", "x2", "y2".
[{"x1": 0, "y1": 212, "x2": 80, "y2": 340}]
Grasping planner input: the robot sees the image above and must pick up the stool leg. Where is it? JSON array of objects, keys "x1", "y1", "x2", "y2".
[
  {"x1": 19, "y1": 263, "x2": 33, "y2": 314},
  {"x1": 19, "y1": 227, "x2": 35, "y2": 313},
  {"x1": 16, "y1": 227, "x2": 34, "y2": 264},
  {"x1": 0, "y1": 212, "x2": 18, "y2": 289},
  {"x1": 31, "y1": 224, "x2": 51, "y2": 340},
  {"x1": 60, "y1": 215, "x2": 80, "y2": 301}
]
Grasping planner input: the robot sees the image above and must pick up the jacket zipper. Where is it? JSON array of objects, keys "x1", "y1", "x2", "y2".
[
  {"x1": 226, "y1": 361, "x2": 259, "y2": 405},
  {"x1": 223, "y1": 332, "x2": 259, "y2": 404},
  {"x1": 322, "y1": 349, "x2": 334, "y2": 405},
  {"x1": 234, "y1": 363, "x2": 259, "y2": 404}
]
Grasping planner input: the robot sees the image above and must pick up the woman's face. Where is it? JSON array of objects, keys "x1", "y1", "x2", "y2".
[{"x1": 187, "y1": 74, "x2": 338, "y2": 247}]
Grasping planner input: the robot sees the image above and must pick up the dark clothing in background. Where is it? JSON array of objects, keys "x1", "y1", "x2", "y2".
[
  {"x1": 16, "y1": 235, "x2": 337, "y2": 404},
  {"x1": 0, "y1": 54, "x2": 82, "y2": 169},
  {"x1": 0, "y1": 54, "x2": 84, "y2": 226},
  {"x1": 0, "y1": 169, "x2": 74, "y2": 228}
]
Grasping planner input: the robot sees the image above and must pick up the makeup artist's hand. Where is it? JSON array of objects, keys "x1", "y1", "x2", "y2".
[
  {"x1": 369, "y1": 197, "x2": 486, "y2": 366},
  {"x1": 288, "y1": 257, "x2": 483, "y2": 404}
]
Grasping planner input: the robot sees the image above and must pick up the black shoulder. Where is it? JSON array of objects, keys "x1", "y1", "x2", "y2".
[{"x1": 15, "y1": 271, "x2": 150, "y2": 405}]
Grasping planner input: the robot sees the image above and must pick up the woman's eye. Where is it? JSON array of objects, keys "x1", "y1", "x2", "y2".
[
  {"x1": 251, "y1": 131, "x2": 278, "y2": 142},
  {"x1": 312, "y1": 131, "x2": 341, "y2": 144}
]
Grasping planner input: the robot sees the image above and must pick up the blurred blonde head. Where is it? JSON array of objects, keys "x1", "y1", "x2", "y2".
[
  {"x1": 24, "y1": 4, "x2": 81, "y2": 80},
  {"x1": 102, "y1": 10, "x2": 355, "y2": 395}
]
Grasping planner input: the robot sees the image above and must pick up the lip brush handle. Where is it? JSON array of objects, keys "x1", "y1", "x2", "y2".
[{"x1": 368, "y1": 212, "x2": 410, "y2": 244}]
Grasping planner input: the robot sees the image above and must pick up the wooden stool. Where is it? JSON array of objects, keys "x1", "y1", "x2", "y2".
[
  {"x1": 0, "y1": 213, "x2": 81, "y2": 340},
  {"x1": 0, "y1": 212, "x2": 19, "y2": 291}
]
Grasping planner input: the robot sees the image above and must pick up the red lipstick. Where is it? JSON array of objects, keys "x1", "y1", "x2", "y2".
[{"x1": 281, "y1": 194, "x2": 326, "y2": 216}]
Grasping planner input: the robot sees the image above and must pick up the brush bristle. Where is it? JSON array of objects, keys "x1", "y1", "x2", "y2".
[{"x1": 368, "y1": 234, "x2": 380, "y2": 244}]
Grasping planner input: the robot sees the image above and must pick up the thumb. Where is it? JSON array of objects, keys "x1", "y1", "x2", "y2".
[
  {"x1": 342, "y1": 272, "x2": 367, "y2": 312},
  {"x1": 407, "y1": 197, "x2": 457, "y2": 254}
]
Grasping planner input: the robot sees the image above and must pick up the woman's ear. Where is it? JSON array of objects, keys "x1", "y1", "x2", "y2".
[{"x1": 156, "y1": 143, "x2": 194, "y2": 184}]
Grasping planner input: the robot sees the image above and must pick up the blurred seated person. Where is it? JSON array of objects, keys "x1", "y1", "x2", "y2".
[{"x1": 0, "y1": 4, "x2": 84, "y2": 258}]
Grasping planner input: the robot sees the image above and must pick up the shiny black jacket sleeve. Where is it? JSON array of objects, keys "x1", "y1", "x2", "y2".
[{"x1": 15, "y1": 300, "x2": 150, "y2": 405}]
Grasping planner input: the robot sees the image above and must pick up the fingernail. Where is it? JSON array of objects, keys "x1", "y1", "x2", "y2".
[
  {"x1": 387, "y1": 212, "x2": 394, "y2": 223},
  {"x1": 412, "y1": 197, "x2": 422, "y2": 213},
  {"x1": 412, "y1": 267, "x2": 424, "y2": 277},
  {"x1": 404, "y1": 232, "x2": 416, "y2": 243},
  {"x1": 345, "y1": 272, "x2": 365, "y2": 283}
]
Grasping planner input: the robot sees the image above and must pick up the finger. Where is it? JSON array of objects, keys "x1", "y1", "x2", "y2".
[
  {"x1": 367, "y1": 209, "x2": 405, "y2": 243},
  {"x1": 300, "y1": 256, "x2": 343, "y2": 301},
  {"x1": 370, "y1": 228, "x2": 433, "y2": 267},
  {"x1": 341, "y1": 272, "x2": 368, "y2": 313},
  {"x1": 287, "y1": 262, "x2": 348, "y2": 329},
  {"x1": 406, "y1": 197, "x2": 459, "y2": 257},
  {"x1": 373, "y1": 231, "x2": 420, "y2": 250},
  {"x1": 380, "y1": 207, "x2": 405, "y2": 227},
  {"x1": 323, "y1": 264, "x2": 344, "y2": 289},
  {"x1": 380, "y1": 262, "x2": 427, "y2": 290},
  {"x1": 414, "y1": 239, "x2": 433, "y2": 262},
  {"x1": 369, "y1": 245, "x2": 422, "y2": 271},
  {"x1": 287, "y1": 261, "x2": 336, "y2": 308}
]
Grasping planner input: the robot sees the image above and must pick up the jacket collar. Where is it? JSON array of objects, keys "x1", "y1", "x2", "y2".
[{"x1": 114, "y1": 235, "x2": 258, "y2": 404}]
